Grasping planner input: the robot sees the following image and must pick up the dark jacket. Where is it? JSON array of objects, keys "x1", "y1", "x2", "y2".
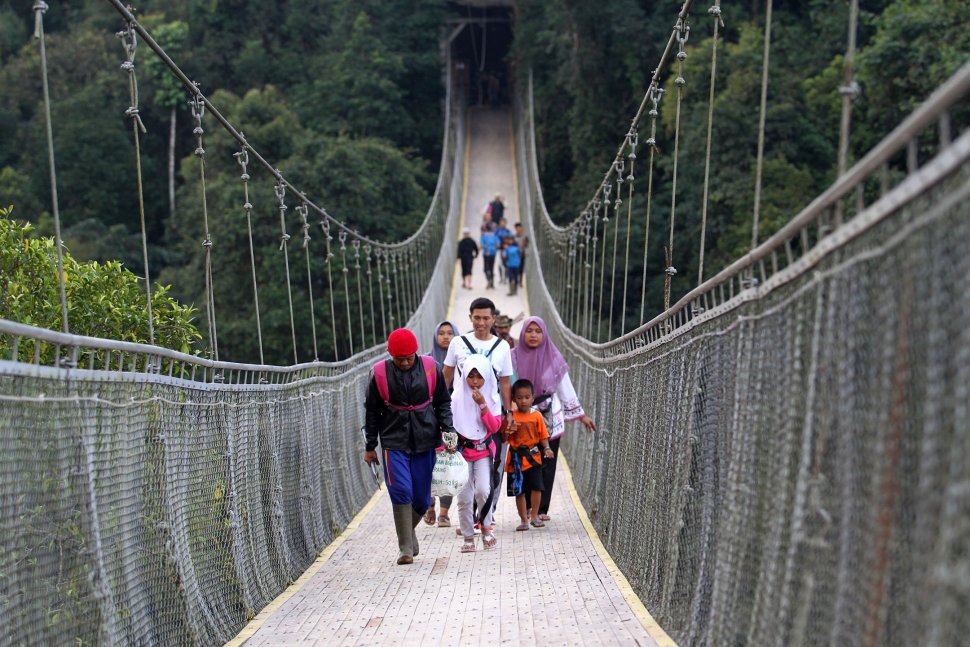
[
  {"x1": 457, "y1": 237, "x2": 478, "y2": 260},
  {"x1": 364, "y1": 359, "x2": 454, "y2": 453}
]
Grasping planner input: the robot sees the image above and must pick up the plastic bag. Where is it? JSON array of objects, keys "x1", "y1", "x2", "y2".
[{"x1": 431, "y1": 450, "x2": 468, "y2": 498}]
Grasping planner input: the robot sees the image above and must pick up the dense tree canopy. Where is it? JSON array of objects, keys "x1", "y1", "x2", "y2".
[
  {"x1": 0, "y1": 0, "x2": 966, "y2": 355},
  {"x1": 515, "y1": 0, "x2": 969, "y2": 334}
]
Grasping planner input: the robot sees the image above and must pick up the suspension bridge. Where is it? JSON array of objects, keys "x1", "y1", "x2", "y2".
[{"x1": 1, "y1": 1, "x2": 968, "y2": 645}]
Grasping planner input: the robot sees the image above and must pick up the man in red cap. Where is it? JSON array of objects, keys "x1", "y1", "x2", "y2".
[{"x1": 363, "y1": 328, "x2": 455, "y2": 565}]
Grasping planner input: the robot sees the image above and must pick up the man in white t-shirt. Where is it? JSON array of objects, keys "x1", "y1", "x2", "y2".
[{"x1": 443, "y1": 297, "x2": 513, "y2": 417}]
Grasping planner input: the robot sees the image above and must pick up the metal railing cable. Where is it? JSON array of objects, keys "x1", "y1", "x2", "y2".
[
  {"x1": 517, "y1": 44, "x2": 970, "y2": 647},
  {"x1": 0, "y1": 4, "x2": 467, "y2": 646}
]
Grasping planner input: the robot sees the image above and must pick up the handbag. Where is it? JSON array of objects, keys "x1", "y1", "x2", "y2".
[{"x1": 431, "y1": 450, "x2": 468, "y2": 498}]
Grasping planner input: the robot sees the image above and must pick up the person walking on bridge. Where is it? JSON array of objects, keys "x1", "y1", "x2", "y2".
[
  {"x1": 457, "y1": 228, "x2": 479, "y2": 290},
  {"x1": 512, "y1": 316, "x2": 596, "y2": 520},
  {"x1": 364, "y1": 328, "x2": 455, "y2": 565}
]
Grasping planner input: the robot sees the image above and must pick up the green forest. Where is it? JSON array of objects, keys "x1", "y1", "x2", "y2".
[{"x1": 1, "y1": 0, "x2": 967, "y2": 360}]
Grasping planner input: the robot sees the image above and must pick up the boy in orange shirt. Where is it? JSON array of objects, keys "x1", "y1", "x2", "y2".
[{"x1": 505, "y1": 379, "x2": 554, "y2": 530}]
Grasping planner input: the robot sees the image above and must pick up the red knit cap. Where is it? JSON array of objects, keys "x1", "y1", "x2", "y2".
[{"x1": 386, "y1": 328, "x2": 418, "y2": 357}]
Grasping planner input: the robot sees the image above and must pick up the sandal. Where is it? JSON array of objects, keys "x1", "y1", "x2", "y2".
[
  {"x1": 460, "y1": 540, "x2": 477, "y2": 553},
  {"x1": 515, "y1": 521, "x2": 529, "y2": 532},
  {"x1": 437, "y1": 515, "x2": 451, "y2": 528},
  {"x1": 530, "y1": 519, "x2": 545, "y2": 528},
  {"x1": 423, "y1": 508, "x2": 436, "y2": 525},
  {"x1": 538, "y1": 514, "x2": 551, "y2": 521},
  {"x1": 483, "y1": 533, "x2": 498, "y2": 550}
]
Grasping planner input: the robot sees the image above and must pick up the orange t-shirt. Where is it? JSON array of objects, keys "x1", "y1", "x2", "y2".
[{"x1": 504, "y1": 409, "x2": 549, "y2": 473}]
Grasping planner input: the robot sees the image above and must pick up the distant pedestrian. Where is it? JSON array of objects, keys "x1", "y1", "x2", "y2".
[
  {"x1": 363, "y1": 328, "x2": 455, "y2": 565},
  {"x1": 457, "y1": 227, "x2": 478, "y2": 290},
  {"x1": 480, "y1": 223, "x2": 499, "y2": 290},
  {"x1": 511, "y1": 317, "x2": 596, "y2": 521},
  {"x1": 514, "y1": 223, "x2": 529, "y2": 287},
  {"x1": 488, "y1": 194, "x2": 505, "y2": 225},
  {"x1": 502, "y1": 236, "x2": 521, "y2": 296}
]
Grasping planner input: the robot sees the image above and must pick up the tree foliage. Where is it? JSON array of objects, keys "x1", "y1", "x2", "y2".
[
  {"x1": 516, "y1": 0, "x2": 969, "y2": 334},
  {"x1": 0, "y1": 210, "x2": 201, "y2": 356}
]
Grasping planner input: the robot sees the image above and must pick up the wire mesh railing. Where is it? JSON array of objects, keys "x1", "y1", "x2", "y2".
[{"x1": 517, "y1": 34, "x2": 970, "y2": 647}]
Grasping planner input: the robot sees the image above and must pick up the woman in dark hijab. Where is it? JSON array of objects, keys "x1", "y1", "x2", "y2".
[{"x1": 424, "y1": 320, "x2": 461, "y2": 526}]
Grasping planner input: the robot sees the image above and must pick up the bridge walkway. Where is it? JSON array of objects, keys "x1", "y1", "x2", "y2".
[{"x1": 226, "y1": 107, "x2": 668, "y2": 647}]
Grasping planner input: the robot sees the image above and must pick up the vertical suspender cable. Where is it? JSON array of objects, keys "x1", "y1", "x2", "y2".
[
  {"x1": 664, "y1": 19, "x2": 689, "y2": 313},
  {"x1": 751, "y1": 0, "x2": 773, "y2": 249},
  {"x1": 275, "y1": 180, "x2": 298, "y2": 364},
  {"x1": 835, "y1": 0, "x2": 860, "y2": 226},
  {"x1": 191, "y1": 94, "x2": 219, "y2": 361},
  {"x1": 698, "y1": 2, "x2": 723, "y2": 285},
  {"x1": 119, "y1": 22, "x2": 155, "y2": 346},
  {"x1": 33, "y1": 1, "x2": 69, "y2": 335},
  {"x1": 297, "y1": 203, "x2": 319, "y2": 361},
  {"x1": 640, "y1": 87, "x2": 663, "y2": 325},
  {"x1": 235, "y1": 147, "x2": 265, "y2": 364},
  {"x1": 620, "y1": 131, "x2": 638, "y2": 335}
]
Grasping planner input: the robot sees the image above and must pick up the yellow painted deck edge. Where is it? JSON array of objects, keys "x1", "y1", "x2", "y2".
[
  {"x1": 560, "y1": 455, "x2": 679, "y2": 647},
  {"x1": 223, "y1": 486, "x2": 384, "y2": 647}
]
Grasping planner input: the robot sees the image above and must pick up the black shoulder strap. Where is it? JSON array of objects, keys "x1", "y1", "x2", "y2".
[
  {"x1": 460, "y1": 335, "x2": 476, "y2": 355},
  {"x1": 486, "y1": 337, "x2": 502, "y2": 358}
]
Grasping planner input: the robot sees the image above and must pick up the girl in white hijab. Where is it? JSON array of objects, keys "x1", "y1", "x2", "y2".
[{"x1": 451, "y1": 353, "x2": 502, "y2": 551}]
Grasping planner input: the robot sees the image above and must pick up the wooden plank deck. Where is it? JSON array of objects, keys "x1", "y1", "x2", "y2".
[{"x1": 230, "y1": 458, "x2": 665, "y2": 646}]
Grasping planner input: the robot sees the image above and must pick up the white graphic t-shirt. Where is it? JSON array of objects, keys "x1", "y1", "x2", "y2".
[{"x1": 443, "y1": 334, "x2": 513, "y2": 379}]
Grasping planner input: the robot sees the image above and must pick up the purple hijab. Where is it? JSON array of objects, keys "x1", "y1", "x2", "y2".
[{"x1": 511, "y1": 316, "x2": 569, "y2": 397}]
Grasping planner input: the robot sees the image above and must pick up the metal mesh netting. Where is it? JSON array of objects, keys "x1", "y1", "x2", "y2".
[
  {"x1": 0, "y1": 67, "x2": 464, "y2": 647},
  {"x1": 517, "y1": 68, "x2": 970, "y2": 645}
]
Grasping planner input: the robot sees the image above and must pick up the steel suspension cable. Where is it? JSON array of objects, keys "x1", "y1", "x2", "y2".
[
  {"x1": 697, "y1": 2, "x2": 724, "y2": 285},
  {"x1": 234, "y1": 147, "x2": 265, "y2": 364},
  {"x1": 352, "y1": 239, "x2": 366, "y2": 349},
  {"x1": 664, "y1": 19, "x2": 690, "y2": 312},
  {"x1": 607, "y1": 162, "x2": 624, "y2": 338},
  {"x1": 596, "y1": 183, "x2": 613, "y2": 342},
  {"x1": 32, "y1": 1, "x2": 69, "y2": 336},
  {"x1": 835, "y1": 0, "x2": 861, "y2": 226},
  {"x1": 321, "y1": 220, "x2": 338, "y2": 359},
  {"x1": 274, "y1": 180, "x2": 298, "y2": 364},
  {"x1": 118, "y1": 21, "x2": 155, "y2": 345},
  {"x1": 338, "y1": 230, "x2": 354, "y2": 357},
  {"x1": 620, "y1": 130, "x2": 638, "y2": 334},
  {"x1": 296, "y1": 203, "x2": 319, "y2": 361},
  {"x1": 191, "y1": 94, "x2": 218, "y2": 361},
  {"x1": 639, "y1": 87, "x2": 663, "y2": 325},
  {"x1": 751, "y1": 0, "x2": 774, "y2": 249}
]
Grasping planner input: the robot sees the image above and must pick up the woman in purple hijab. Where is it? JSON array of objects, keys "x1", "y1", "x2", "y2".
[{"x1": 511, "y1": 316, "x2": 596, "y2": 519}]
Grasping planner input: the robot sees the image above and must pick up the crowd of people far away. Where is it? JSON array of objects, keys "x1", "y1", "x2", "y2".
[{"x1": 457, "y1": 194, "x2": 529, "y2": 296}]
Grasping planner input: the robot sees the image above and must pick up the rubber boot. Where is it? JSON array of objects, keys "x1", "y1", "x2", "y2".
[
  {"x1": 411, "y1": 509, "x2": 422, "y2": 557},
  {"x1": 392, "y1": 504, "x2": 415, "y2": 565}
]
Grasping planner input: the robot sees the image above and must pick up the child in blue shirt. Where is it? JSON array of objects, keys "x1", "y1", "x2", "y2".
[
  {"x1": 503, "y1": 236, "x2": 521, "y2": 296},
  {"x1": 480, "y1": 223, "x2": 499, "y2": 290}
]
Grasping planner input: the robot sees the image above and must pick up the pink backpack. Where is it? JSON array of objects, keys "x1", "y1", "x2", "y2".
[{"x1": 373, "y1": 355, "x2": 438, "y2": 411}]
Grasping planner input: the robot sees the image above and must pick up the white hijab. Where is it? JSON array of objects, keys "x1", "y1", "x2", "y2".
[{"x1": 451, "y1": 354, "x2": 501, "y2": 441}]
